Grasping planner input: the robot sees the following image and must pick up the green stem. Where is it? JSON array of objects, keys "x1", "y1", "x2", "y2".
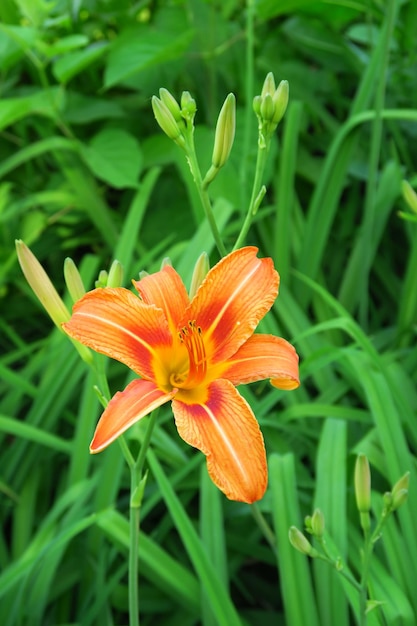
[
  {"x1": 358, "y1": 530, "x2": 373, "y2": 626},
  {"x1": 184, "y1": 129, "x2": 227, "y2": 257},
  {"x1": 128, "y1": 409, "x2": 159, "y2": 626},
  {"x1": 90, "y1": 350, "x2": 158, "y2": 626},
  {"x1": 233, "y1": 143, "x2": 269, "y2": 250},
  {"x1": 356, "y1": 512, "x2": 388, "y2": 626},
  {"x1": 118, "y1": 434, "x2": 135, "y2": 470},
  {"x1": 316, "y1": 537, "x2": 362, "y2": 593},
  {"x1": 240, "y1": 0, "x2": 255, "y2": 207},
  {"x1": 129, "y1": 468, "x2": 140, "y2": 626},
  {"x1": 251, "y1": 503, "x2": 276, "y2": 553},
  {"x1": 136, "y1": 409, "x2": 158, "y2": 476},
  {"x1": 336, "y1": 566, "x2": 362, "y2": 594}
]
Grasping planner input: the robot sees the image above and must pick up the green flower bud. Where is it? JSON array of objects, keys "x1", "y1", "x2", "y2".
[
  {"x1": 392, "y1": 488, "x2": 408, "y2": 511},
  {"x1": 160, "y1": 257, "x2": 172, "y2": 269},
  {"x1": 255, "y1": 73, "x2": 289, "y2": 141},
  {"x1": 260, "y1": 93, "x2": 275, "y2": 122},
  {"x1": 159, "y1": 88, "x2": 182, "y2": 122},
  {"x1": 392, "y1": 471, "x2": 410, "y2": 496},
  {"x1": 189, "y1": 252, "x2": 209, "y2": 299},
  {"x1": 252, "y1": 95, "x2": 262, "y2": 116},
  {"x1": 64, "y1": 257, "x2": 86, "y2": 303},
  {"x1": 272, "y1": 79, "x2": 289, "y2": 124},
  {"x1": 311, "y1": 508, "x2": 325, "y2": 538},
  {"x1": 261, "y1": 71, "x2": 276, "y2": 98},
  {"x1": 16, "y1": 240, "x2": 92, "y2": 364},
  {"x1": 288, "y1": 526, "x2": 317, "y2": 557},
  {"x1": 211, "y1": 93, "x2": 236, "y2": 169},
  {"x1": 355, "y1": 454, "x2": 371, "y2": 513},
  {"x1": 107, "y1": 260, "x2": 123, "y2": 288},
  {"x1": 401, "y1": 181, "x2": 417, "y2": 215},
  {"x1": 355, "y1": 454, "x2": 371, "y2": 532},
  {"x1": 16, "y1": 239, "x2": 71, "y2": 328},
  {"x1": 391, "y1": 471, "x2": 410, "y2": 511},
  {"x1": 382, "y1": 491, "x2": 393, "y2": 511},
  {"x1": 180, "y1": 90, "x2": 197, "y2": 121},
  {"x1": 152, "y1": 96, "x2": 185, "y2": 148},
  {"x1": 95, "y1": 269, "x2": 108, "y2": 288}
]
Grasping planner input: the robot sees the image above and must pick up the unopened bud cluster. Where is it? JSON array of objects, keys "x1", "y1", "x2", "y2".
[
  {"x1": 152, "y1": 87, "x2": 236, "y2": 188},
  {"x1": 253, "y1": 72, "x2": 289, "y2": 148},
  {"x1": 288, "y1": 508, "x2": 325, "y2": 558},
  {"x1": 151, "y1": 88, "x2": 190, "y2": 149},
  {"x1": 151, "y1": 88, "x2": 199, "y2": 150},
  {"x1": 354, "y1": 454, "x2": 409, "y2": 530},
  {"x1": 383, "y1": 471, "x2": 410, "y2": 514},
  {"x1": 305, "y1": 508, "x2": 325, "y2": 538}
]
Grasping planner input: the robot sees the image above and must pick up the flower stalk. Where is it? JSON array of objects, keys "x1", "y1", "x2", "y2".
[
  {"x1": 233, "y1": 72, "x2": 288, "y2": 250},
  {"x1": 127, "y1": 410, "x2": 158, "y2": 626},
  {"x1": 289, "y1": 459, "x2": 410, "y2": 626},
  {"x1": 151, "y1": 88, "x2": 234, "y2": 257}
]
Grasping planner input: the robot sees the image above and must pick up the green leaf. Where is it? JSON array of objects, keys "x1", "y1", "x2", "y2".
[
  {"x1": 52, "y1": 42, "x2": 109, "y2": 84},
  {"x1": 39, "y1": 34, "x2": 89, "y2": 57},
  {"x1": 0, "y1": 88, "x2": 63, "y2": 130},
  {"x1": 269, "y1": 453, "x2": 320, "y2": 626},
  {"x1": 0, "y1": 414, "x2": 72, "y2": 454},
  {"x1": 104, "y1": 22, "x2": 194, "y2": 88},
  {"x1": 313, "y1": 419, "x2": 349, "y2": 626},
  {"x1": 64, "y1": 91, "x2": 124, "y2": 124},
  {"x1": 256, "y1": 0, "x2": 320, "y2": 20},
  {"x1": 147, "y1": 449, "x2": 243, "y2": 626},
  {"x1": 79, "y1": 128, "x2": 142, "y2": 189},
  {"x1": 0, "y1": 24, "x2": 38, "y2": 69},
  {"x1": 13, "y1": 0, "x2": 53, "y2": 27}
]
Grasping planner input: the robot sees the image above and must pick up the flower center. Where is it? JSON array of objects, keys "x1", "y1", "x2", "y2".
[{"x1": 174, "y1": 320, "x2": 207, "y2": 388}]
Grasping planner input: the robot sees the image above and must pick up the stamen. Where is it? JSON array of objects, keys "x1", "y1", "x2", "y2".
[{"x1": 178, "y1": 320, "x2": 207, "y2": 386}]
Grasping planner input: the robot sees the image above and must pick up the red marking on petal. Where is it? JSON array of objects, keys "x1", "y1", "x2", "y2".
[
  {"x1": 90, "y1": 379, "x2": 175, "y2": 453},
  {"x1": 63, "y1": 288, "x2": 173, "y2": 380},
  {"x1": 172, "y1": 379, "x2": 267, "y2": 503},
  {"x1": 184, "y1": 247, "x2": 279, "y2": 365}
]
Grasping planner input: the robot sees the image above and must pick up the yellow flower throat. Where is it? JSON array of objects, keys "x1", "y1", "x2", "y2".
[{"x1": 170, "y1": 320, "x2": 207, "y2": 389}]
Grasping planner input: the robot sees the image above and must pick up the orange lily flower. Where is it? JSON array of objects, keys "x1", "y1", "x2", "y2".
[{"x1": 63, "y1": 247, "x2": 299, "y2": 503}]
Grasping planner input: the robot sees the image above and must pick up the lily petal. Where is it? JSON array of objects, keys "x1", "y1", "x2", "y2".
[
  {"x1": 63, "y1": 288, "x2": 172, "y2": 380},
  {"x1": 172, "y1": 379, "x2": 267, "y2": 503},
  {"x1": 221, "y1": 335, "x2": 300, "y2": 390},
  {"x1": 184, "y1": 247, "x2": 278, "y2": 364},
  {"x1": 90, "y1": 379, "x2": 175, "y2": 453},
  {"x1": 133, "y1": 266, "x2": 189, "y2": 335}
]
